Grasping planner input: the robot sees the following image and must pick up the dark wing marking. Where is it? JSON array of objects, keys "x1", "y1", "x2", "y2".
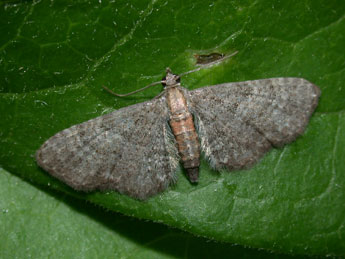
[
  {"x1": 36, "y1": 97, "x2": 178, "y2": 200},
  {"x1": 187, "y1": 78, "x2": 320, "y2": 170}
]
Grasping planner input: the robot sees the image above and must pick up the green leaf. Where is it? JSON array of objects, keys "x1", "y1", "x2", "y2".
[
  {"x1": 2, "y1": 168, "x2": 298, "y2": 258},
  {"x1": 1, "y1": 0, "x2": 344, "y2": 256}
]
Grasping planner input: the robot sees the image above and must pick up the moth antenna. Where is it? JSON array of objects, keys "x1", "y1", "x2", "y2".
[
  {"x1": 102, "y1": 80, "x2": 162, "y2": 97},
  {"x1": 102, "y1": 50, "x2": 238, "y2": 97},
  {"x1": 179, "y1": 50, "x2": 239, "y2": 77}
]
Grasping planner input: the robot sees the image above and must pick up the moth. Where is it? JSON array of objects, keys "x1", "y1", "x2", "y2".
[{"x1": 36, "y1": 61, "x2": 320, "y2": 200}]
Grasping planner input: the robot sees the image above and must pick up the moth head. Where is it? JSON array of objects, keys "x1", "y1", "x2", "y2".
[{"x1": 162, "y1": 67, "x2": 180, "y2": 87}]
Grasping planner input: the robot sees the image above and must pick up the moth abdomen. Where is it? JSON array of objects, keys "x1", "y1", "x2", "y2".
[
  {"x1": 167, "y1": 87, "x2": 201, "y2": 182},
  {"x1": 170, "y1": 113, "x2": 201, "y2": 182}
]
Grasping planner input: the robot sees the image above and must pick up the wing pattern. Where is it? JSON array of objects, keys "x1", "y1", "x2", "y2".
[
  {"x1": 187, "y1": 78, "x2": 320, "y2": 170},
  {"x1": 36, "y1": 97, "x2": 178, "y2": 200}
]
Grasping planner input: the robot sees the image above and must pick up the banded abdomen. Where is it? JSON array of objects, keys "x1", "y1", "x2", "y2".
[{"x1": 166, "y1": 87, "x2": 200, "y2": 182}]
